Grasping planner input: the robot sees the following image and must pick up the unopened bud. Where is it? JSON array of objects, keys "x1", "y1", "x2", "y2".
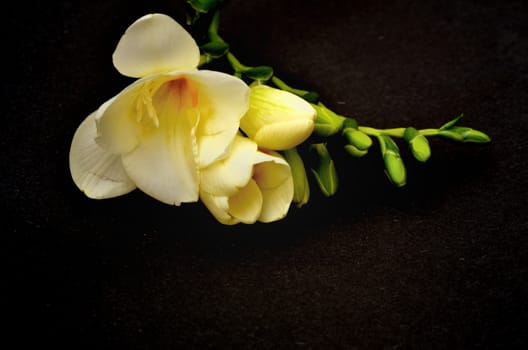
[
  {"x1": 310, "y1": 143, "x2": 338, "y2": 196},
  {"x1": 344, "y1": 144, "x2": 368, "y2": 157},
  {"x1": 439, "y1": 126, "x2": 491, "y2": 143},
  {"x1": 403, "y1": 127, "x2": 431, "y2": 162},
  {"x1": 342, "y1": 128, "x2": 372, "y2": 150},
  {"x1": 378, "y1": 135, "x2": 406, "y2": 187}
]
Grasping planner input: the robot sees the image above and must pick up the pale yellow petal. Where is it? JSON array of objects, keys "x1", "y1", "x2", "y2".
[
  {"x1": 69, "y1": 112, "x2": 136, "y2": 199},
  {"x1": 200, "y1": 135, "x2": 257, "y2": 196},
  {"x1": 252, "y1": 151, "x2": 294, "y2": 223},
  {"x1": 121, "y1": 107, "x2": 200, "y2": 205},
  {"x1": 112, "y1": 13, "x2": 200, "y2": 78},
  {"x1": 183, "y1": 70, "x2": 250, "y2": 167},
  {"x1": 200, "y1": 191, "x2": 240, "y2": 225},
  {"x1": 259, "y1": 175, "x2": 294, "y2": 223},
  {"x1": 228, "y1": 179, "x2": 262, "y2": 224},
  {"x1": 253, "y1": 118, "x2": 314, "y2": 150}
]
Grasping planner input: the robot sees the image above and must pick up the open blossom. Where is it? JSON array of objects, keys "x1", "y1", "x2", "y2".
[
  {"x1": 200, "y1": 135, "x2": 294, "y2": 225},
  {"x1": 69, "y1": 13, "x2": 249, "y2": 205},
  {"x1": 240, "y1": 85, "x2": 316, "y2": 150}
]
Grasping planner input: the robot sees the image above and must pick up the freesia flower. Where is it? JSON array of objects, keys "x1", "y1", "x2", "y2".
[
  {"x1": 69, "y1": 13, "x2": 249, "y2": 205},
  {"x1": 240, "y1": 84, "x2": 316, "y2": 150},
  {"x1": 200, "y1": 135, "x2": 294, "y2": 225}
]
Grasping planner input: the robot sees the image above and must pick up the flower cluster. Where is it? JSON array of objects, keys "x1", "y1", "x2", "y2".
[
  {"x1": 69, "y1": 14, "x2": 315, "y2": 224},
  {"x1": 70, "y1": 5, "x2": 490, "y2": 226}
]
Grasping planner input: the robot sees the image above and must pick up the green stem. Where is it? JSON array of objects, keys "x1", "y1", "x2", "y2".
[
  {"x1": 226, "y1": 52, "x2": 250, "y2": 73},
  {"x1": 208, "y1": 11, "x2": 224, "y2": 43},
  {"x1": 271, "y1": 76, "x2": 312, "y2": 96},
  {"x1": 358, "y1": 126, "x2": 406, "y2": 138}
]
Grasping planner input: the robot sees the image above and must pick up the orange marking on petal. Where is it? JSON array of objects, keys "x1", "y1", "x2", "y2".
[{"x1": 167, "y1": 77, "x2": 199, "y2": 111}]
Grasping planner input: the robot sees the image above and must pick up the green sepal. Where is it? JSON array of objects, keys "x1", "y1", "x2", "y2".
[
  {"x1": 187, "y1": 0, "x2": 223, "y2": 13},
  {"x1": 439, "y1": 113, "x2": 464, "y2": 130},
  {"x1": 283, "y1": 148, "x2": 310, "y2": 207},
  {"x1": 310, "y1": 143, "x2": 338, "y2": 196},
  {"x1": 244, "y1": 66, "x2": 274, "y2": 81},
  {"x1": 200, "y1": 41, "x2": 229, "y2": 58},
  {"x1": 403, "y1": 127, "x2": 420, "y2": 142},
  {"x1": 312, "y1": 104, "x2": 345, "y2": 137},
  {"x1": 439, "y1": 126, "x2": 491, "y2": 143},
  {"x1": 378, "y1": 135, "x2": 406, "y2": 187},
  {"x1": 300, "y1": 91, "x2": 320, "y2": 103}
]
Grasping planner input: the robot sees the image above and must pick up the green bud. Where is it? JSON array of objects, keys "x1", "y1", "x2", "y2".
[
  {"x1": 439, "y1": 126, "x2": 491, "y2": 143},
  {"x1": 187, "y1": 0, "x2": 223, "y2": 13},
  {"x1": 378, "y1": 135, "x2": 406, "y2": 187},
  {"x1": 344, "y1": 144, "x2": 368, "y2": 157},
  {"x1": 245, "y1": 66, "x2": 274, "y2": 81},
  {"x1": 200, "y1": 41, "x2": 229, "y2": 58},
  {"x1": 310, "y1": 143, "x2": 338, "y2": 196},
  {"x1": 403, "y1": 127, "x2": 431, "y2": 162},
  {"x1": 283, "y1": 148, "x2": 310, "y2": 207},
  {"x1": 342, "y1": 128, "x2": 372, "y2": 150},
  {"x1": 312, "y1": 103, "x2": 345, "y2": 137}
]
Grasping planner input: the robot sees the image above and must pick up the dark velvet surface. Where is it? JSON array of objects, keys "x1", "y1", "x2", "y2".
[{"x1": 4, "y1": 0, "x2": 527, "y2": 349}]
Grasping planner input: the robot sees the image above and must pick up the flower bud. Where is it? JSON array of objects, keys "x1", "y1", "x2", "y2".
[
  {"x1": 439, "y1": 126, "x2": 491, "y2": 143},
  {"x1": 344, "y1": 144, "x2": 368, "y2": 157},
  {"x1": 240, "y1": 85, "x2": 316, "y2": 150},
  {"x1": 378, "y1": 135, "x2": 406, "y2": 187},
  {"x1": 310, "y1": 143, "x2": 338, "y2": 196},
  {"x1": 403, "y1": 127, "x2": 431, "y2": 162},
  {"x1": 283, "y1": 148, "x2": 310, "y2": 207},
  {"x1": 342, "y1": 128, "x2": 372, "y2": 150}
]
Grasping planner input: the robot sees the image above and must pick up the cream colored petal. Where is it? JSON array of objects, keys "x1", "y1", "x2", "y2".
[
  {"x1": 183, "y1": 70, "x2": 250, "y2": 167},
  {"x1": 69, "y1": 112, "x2": 136, "y2": 199},
  {"x1": 253, "y1": 118, "x2": 314, "y2": 150},
  {"x1": 228, "y1": 179, "x2": 262, "y2": 224},
  {"x1": 259, "y1": 175, "x2": 294, "y2": 223},
  {"x1": 112, "y1": 13, "x2": 200, "y2": 78},
  {"x1": 94, "y1": 85, "x2": 142, "y2": 155},
  {"x1": 200, "y1": 135, "x2": 257, "y2": 196},
  {"x1": 200, "y1": 191, "x2": 240, "y2": 225},
  {"x1": 121, "y1": 108, "x2": 200, "y2": 206},
  {"x1": 252, "y1": 151, "x2": 294, "y2": 223}
]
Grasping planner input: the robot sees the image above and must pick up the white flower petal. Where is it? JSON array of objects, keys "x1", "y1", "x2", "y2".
[
  {"x1": 200, "y1": 135, "x2": 257, "y2": 196},
  {"x1": 121, "y1": 107, "x2": 200, "y2": 206},
  {"x1": 69, "y1": 112, "x2": 136, "y2": 199},
  {"x1": 183, "y1": 70, "x2": 250, "y2": 167},
  {"x1": 253, "y1": 118, "x2": 314, "y2": 150},
  {"x1": 112, "y1": 13, "x2": 200, "y2": 78},
  {"x1": 200, "y1": 191, "x2": 240, "y2": 225}
]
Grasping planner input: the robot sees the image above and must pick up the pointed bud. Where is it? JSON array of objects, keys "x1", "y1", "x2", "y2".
[
  {"x1": 240, "y1": 85, "x2": 316, "y2": 150},
  {"x1": 283, "y1": 148, "x2": 310, "y2": 207},
  {"x1": 342, "y1": 128, "x2": 372, "y2": 151},
  {"x1": 378, "y1": 135, "x2": 406, "y2": 187},
  {"x1": 312, "y1": 103, "x2": 345, "y2": 137},
  {"x1": 310, "y1": 143, "x2": 338, "y2": 196},
  {"x1": 344, "y1": 144, "x2": 368, "y2": 157},
  {"x1": 403, "y1": 127, "x2": 431, "y2": 162},
  {"x1": 439, "y1": 126, "x2": 491, "y2": 143}
]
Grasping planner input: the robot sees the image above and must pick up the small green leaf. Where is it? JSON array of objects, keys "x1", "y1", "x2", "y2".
[
  {"x1": 245, "y1": 66, "x2": 274, "y2": 81},
  {"x1": 200, "y1": 41, "x2": 229, "y2": 58},
  {"x1": 300, "y1": 91, "x2": 320, "y2": 103},
  {"x1": 439, "y1": 113, "x2": 464, "y2": 130},
  {"x1": 439, "y1": 126, "x2": 491, "y2": 143}
]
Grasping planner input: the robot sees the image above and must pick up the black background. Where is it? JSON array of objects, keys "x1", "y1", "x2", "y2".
[{"x1": 4, "y1": 0, "x2": 527, "y2": 349}]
